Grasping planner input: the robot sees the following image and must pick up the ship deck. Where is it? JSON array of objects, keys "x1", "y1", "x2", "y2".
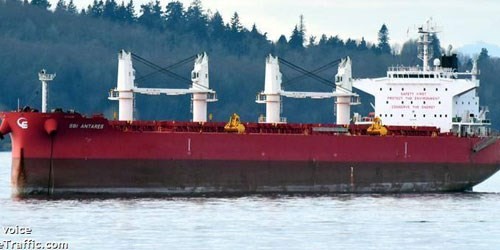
[{"x1": 107, "y1": 119, "x2": 443, "y2": 137}]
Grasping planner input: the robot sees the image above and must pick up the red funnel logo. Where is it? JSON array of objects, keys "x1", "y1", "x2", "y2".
[{"x1": 16, "y1": 117, "x2": 28, "y2": 129}]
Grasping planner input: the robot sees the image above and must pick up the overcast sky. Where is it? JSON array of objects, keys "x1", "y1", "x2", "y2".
[{"x1": 51, "y1": 0, "x2": 500, "y2": 48}]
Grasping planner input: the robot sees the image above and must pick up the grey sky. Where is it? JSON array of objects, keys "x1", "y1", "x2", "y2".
[{"x1": 54, "y1": 0, "x2": 500, "y2": 48}]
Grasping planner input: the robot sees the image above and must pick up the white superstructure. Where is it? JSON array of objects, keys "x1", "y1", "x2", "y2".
[
  {"x1": 352, "y1": 19, "x2": 490, "y2": 135},
  {"x1": 109, "y1": 50, "x2": 217, "y2": 122}
]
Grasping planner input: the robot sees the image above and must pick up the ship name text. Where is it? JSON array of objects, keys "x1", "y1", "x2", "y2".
[{"x1": 69, "y1": 123, "x2": 104, "y2": 129}]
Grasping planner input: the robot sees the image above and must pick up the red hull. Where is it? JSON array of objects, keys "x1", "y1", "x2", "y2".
[{"x1": 1, "y1": 111, "x2": 499, "y2": 196}]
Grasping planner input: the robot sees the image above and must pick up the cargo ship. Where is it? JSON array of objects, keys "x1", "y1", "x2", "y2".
[{"x1": 0, "y1": 22, "x2": 499, "y2": 196}]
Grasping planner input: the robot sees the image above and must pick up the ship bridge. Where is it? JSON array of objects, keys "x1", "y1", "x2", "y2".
[{"x1": 352, "y1": 19, "x2": 491, "y2": 136}]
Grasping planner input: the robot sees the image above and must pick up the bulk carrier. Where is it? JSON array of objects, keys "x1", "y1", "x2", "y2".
[{"x1": 1, "y1": 22, "x2": 499, "y2": 196}]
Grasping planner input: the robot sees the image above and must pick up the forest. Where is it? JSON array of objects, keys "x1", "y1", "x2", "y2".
[{"x1": 0, "y1": 0, "x2": 499, "y2": 149}]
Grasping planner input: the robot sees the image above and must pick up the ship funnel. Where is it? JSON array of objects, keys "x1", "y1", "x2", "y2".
[{"x1": 335, "y1": 57, "x2": 353, "y2": 125}]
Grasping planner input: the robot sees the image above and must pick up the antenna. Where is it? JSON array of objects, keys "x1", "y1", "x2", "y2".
[
  {"x1": 417, "y1": 18, "x2": 441, "y2": 71},
  {"x1": 38, "y1": 69, "x2": 56, "y2": 113}
]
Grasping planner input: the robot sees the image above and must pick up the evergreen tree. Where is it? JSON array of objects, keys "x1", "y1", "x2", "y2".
[
  {"x1": 227, "y1": 12, "x2": 246, "y2": 54},
  {"x1": 138, "y1": 1, "x2": 163, "y2": 30},
  {"x1": 115, "y1": 1, "x2": 128, "y2": 22},
  {"x1": 308, "y1": 36, "x2": 316, "y2": 47},
  {"x1": 478, "y1": 48, "x2": 489, "y2": 65},
  {"x1": 185, "y1": 0, "x2": 207, "y2": 32},
  {"x1": 357, "y1": 37, "x2": 368, "y2": 50},
  {"x1": 103, "y1": 0, "x2": 117, "y2": 20},
  {"x1": 55, "y1": 0, "x2": 67, "y2": 12},
  {"x1": 207, "y1": 11, "x2": 225, "y2": 39},
  {"x1": 30, "y1": 0, "x2": 50, "y2": 9},
  {"x1": 229, "y1": 12, "x2": 243, "y2": 33},
  {"x1": 377, "y1": 24, "x2": 391, "y2": 54},
  {"x1": 67, "y1": 0, "x2": 77, "y2": 14},
  {"x1": 165, "y1": 1, "x2": 185, "y2": 32},
  {"x1": 289, "y1": 25, "x2": 304, "y2": 50},
  {"x1": 90, "y1": 0, "x2": 104, "y2": 18},
  {"x1": 327, "y1": 35, "x2": 344, "y2": 48},
  {"x1": 318, "y1": 34, "x2": 328, "y2": 47},
  {"x1": 125, "y1": 0, "x2": 136, "y2": 23},
  {"x1": 298, "y1": 14, "x2": 306, "y2": 42},
  {"x1": 276, "y1": 35, "x2": 288, "y2": 47},
  {"x1": 345, "y1": 38, "x2": 357, "y2": 50}
]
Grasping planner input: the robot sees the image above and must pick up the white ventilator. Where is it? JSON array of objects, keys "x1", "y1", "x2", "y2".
[
  {"x1": 109, "y1": 50, "x2": 217, "y2": 122},
  {"x1": 256, "y1": 55, "x2": 359, "y2": 125}
]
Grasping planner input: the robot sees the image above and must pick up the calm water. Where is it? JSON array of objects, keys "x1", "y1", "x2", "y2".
[{"x1": 0, "y1": 152, "x2": 499, "y2": 250}]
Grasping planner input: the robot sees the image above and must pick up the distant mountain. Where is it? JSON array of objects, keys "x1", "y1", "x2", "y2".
[{"x1": 458, "y1": 41, "x2": 500, "y2": 58}]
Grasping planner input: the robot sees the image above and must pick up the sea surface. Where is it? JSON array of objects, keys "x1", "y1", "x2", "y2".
[{"x1": 0, "y1": 151, "x2": 499, "y2": 250}]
